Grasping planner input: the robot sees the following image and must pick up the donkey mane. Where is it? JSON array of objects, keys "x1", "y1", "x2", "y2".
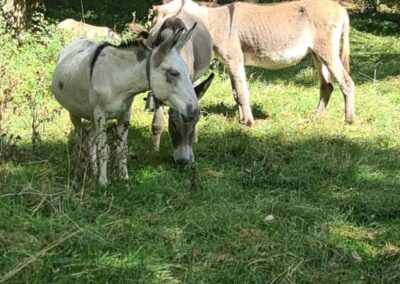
[
  {"x1": 89, "y1": 38, "x2": 147, "y2": 79},
  {"x1": 117, "y1": 37, "x2": 146, "y2": 48}
]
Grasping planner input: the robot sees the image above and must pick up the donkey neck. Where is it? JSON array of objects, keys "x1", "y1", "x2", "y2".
[
  {"x1": 183, "y1": 4, "x2": 228, "y2": 43},
  {"x1": 98, "y1": 45, "x2": 150, "y2": 98}
]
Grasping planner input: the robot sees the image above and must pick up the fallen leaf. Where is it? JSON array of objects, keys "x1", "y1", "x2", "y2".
[
  {"x1": 264, "y1": 214, "x2": 274, "y2": 221},
  {"x1": 352, "y1": 251, "x2": 362, "y2": 262}
]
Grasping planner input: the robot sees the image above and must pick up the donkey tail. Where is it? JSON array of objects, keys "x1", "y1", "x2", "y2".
[{"x1": 341, "y1": 12, "x2": 351, "y2": 73}]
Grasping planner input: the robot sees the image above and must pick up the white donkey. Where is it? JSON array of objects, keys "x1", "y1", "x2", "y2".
[
  {"x1": 52, "y1": 26, "x2": 199, "y2": 185},
  {"x1": 152, "y1": 0, "x2": 355, "y2": 126}
]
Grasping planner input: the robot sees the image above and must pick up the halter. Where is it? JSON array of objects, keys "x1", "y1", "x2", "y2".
[
  {"x1": 145, "y1": 48, "x2": 153, "y2": 89},
  {"x1": 144, "y1": 48, "x2": 161, "y2": 111}
]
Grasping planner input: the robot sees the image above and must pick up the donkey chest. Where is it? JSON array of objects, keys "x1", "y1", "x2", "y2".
[{"x1": 100, "y1": 96, "x2": 132, "y2": 119}]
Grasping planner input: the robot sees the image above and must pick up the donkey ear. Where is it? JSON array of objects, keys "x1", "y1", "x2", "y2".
[
  {"x1": 139, "y1": 30, "x2": 149, "y2": 39},
  {"x1": 174, "y1": 22, "x2": 196, "y2": 51},
  {"x1": 153, "y1": 27, "x2": 185, "y2": 67},
  {"x1": 194, "y1": 73, "x2": 214, "y2": 100}
]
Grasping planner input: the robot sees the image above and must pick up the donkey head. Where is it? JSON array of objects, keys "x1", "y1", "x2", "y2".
[
  {"x1": 150, "y1": 0, "x2": 199, "y2": 39},
  {"x1": 149, "y1": 24, "x2": 199, "y2": 123},
  {"x1": 169, "y1": 73, "x2": 214, "y2": 165}
]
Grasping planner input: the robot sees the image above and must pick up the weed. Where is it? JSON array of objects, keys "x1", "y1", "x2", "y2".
[
  {"x1": 24, "y1": 68, "x2": 62, "y2": 146},
  {"x1": 0, "y1": 62, "x2": 20, "y2": 162}
]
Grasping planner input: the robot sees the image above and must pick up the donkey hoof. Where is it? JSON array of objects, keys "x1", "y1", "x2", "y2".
[
  {"x1": 119, "y1": 171, "x2": 129, "y2": 180},
  {"x1": 240, "y1": 118, "x2": 254, "y2": 127},
  {"x1": 345, "y1": 116, "x2": 355, "y2": 124},
  {"x1": 98, "y1": 176, "x2": 109, "y2": 186},
  {"x1": 245, "y1": 119, "x2": 254, "y2": 127}
]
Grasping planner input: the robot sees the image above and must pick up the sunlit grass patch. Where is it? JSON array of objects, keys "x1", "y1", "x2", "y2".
[{"x1": 327, "y1": 222, "x2": 382, "y2": 258}]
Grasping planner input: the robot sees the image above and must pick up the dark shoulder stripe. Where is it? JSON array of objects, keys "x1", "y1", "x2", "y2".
[
  {"x1": 90, "y1": 42, "x2": 111, "y2": 80},
  {"x1": 89, "y1": 39, "x2": 146, "y2": 80}
]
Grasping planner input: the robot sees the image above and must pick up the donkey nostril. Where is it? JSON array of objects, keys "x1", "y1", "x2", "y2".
[
  {"x1": 186, "y1": 104, "x2": 193, "y2": 117},
  {"x1": 182, "y1": 105, "x2": 200, "y2": 122},
  {"x1": 192, "y1": 109, "x2": 200, "y2": 122}
]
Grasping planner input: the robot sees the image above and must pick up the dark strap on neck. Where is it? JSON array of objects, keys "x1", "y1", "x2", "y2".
[
  {"x1": 144, "y1": 48, "x2": 162, "y2": 110},
  {"x1": 145, "y1": 48, "x2": 153, "y2": 89}
]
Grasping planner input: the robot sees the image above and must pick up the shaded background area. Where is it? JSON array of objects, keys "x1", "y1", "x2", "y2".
[
  {"x1": 42, "y1": 0, "x2": 400, "y2": 33},
  {"x1": 44, "y1": 0, "x2": 160, "y2": 30}
]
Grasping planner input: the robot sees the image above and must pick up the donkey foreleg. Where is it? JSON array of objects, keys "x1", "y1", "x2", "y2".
[
  {"x1": 226, "y1": 60, "x2": 254, "y2": 127},
  {"x1": 116, "y1": 110, "x2": 131, "y2": 180},
  {"x1": 151, "y1": 106, "x2": 164, "y2": 151},
  {"x1": 94, "y1": 107, "x2": 109, "y2": 186}
]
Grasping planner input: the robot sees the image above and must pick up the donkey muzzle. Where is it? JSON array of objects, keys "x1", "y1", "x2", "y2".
[{"x1": 181, "y1": 104, "x2": 200, "y2": 123}]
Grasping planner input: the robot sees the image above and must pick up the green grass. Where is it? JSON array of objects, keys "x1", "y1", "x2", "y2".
[{"x1": 1, "y1": 9, "x2": 400, "y2": 284}]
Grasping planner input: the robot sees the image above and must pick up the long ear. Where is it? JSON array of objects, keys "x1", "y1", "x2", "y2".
[
  {"x1": 153, "y1": 27, "x2": 185, "y2": 67},
  {"x1": 174, "y1": 22, "x2": 196, "y2": 51},
  {"x1": 194, "y1": 73, "x2": 215, "y2": 100}
]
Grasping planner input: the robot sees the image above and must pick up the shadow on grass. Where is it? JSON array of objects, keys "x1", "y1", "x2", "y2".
[
  {"x1": 1, "y1": 124, "x2": 159, "y2": 189},
  {"x1": 2, "y1": 125, "x2": 400, "y2": 282},
  {"x1": 196, "y1": 129, "x2": 400, "y2": 221},
  {"x1": 4, "y1": 125, "x2": 400, "y2": 203},
  {"x1": 202, "y1": 102, "x2": 269, "y2": 120}
]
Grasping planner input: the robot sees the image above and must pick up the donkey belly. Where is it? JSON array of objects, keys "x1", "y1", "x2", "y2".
[{"x1": 243, "y1": 42, "x2": 311, "y2": 69}]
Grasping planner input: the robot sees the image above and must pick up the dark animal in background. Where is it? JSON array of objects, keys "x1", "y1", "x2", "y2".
[{"x1": 147, "y1": 12, "x2": 214, "y2": 164}]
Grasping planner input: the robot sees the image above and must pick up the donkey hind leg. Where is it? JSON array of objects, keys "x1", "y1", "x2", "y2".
[
  {"x1": 70, "y1": 113, "x2": 89, "y2": 173},
  {"x1": 116, "y1": 110, "x2": 131, "y2": 180},
  {"x1": 323, "y1": 55, "x2": 355, "y2": 124},
  {"x1": 226, "y1": 60, "x2": 254, "y2": 127},
  {"x1": 311, "y1": 53, "x2": 334, "y2": 118},
  {"x1": 88, "y1": 124, "x2": 98, "y2": 176},
  {"x1": 94, "y1": 107, "x2": 109, "y2": 186},
  {"x1": 151, "y1": 106, "x2": 164, "y2": 151}
]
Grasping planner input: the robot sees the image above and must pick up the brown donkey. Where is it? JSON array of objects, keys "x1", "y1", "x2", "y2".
[
  {"x1": 148, "y1": 13, "x2": 214, "y2": 164},
  {"x1": 153, "y1": 0, "x2": 355, "y2": 126}
]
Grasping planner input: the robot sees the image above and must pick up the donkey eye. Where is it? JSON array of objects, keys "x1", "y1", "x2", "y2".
[{"x1": 167, "y1": 70, "x2": 180, "y2": 78}]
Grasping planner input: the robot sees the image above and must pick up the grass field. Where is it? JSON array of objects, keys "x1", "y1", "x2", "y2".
[{"x1": 1, "y1": 6, "x2": 400, "y2": 283}]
